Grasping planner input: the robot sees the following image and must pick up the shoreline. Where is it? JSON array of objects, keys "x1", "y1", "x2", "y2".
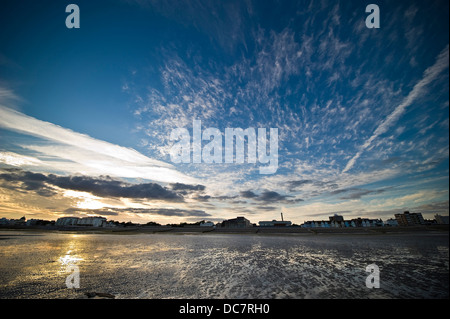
[{"x1": 1, "y1": 224, "x2": 448, "y2": 236}]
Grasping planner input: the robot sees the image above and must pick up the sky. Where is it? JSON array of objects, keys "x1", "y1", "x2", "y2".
[{"x1": 0, "y1": 0, "x2": 448, "y2": 225}]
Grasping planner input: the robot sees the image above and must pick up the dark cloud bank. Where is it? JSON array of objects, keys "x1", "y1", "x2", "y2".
[
  {"x1": 64, "y1": 207, "x2": 210, "y2": 217},
  {"x1": 0, "y1": 168, "x2": 186, "y2": 201},
  {"x1": 0, "y1": 168, "x2": 305, "y2": 206}
]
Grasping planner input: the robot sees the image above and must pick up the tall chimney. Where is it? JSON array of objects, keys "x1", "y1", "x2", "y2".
[{"x1": 281, "y1": 212, "x2": 284, "y2": 221}]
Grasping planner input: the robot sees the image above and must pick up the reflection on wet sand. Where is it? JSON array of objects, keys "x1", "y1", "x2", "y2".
[{"x1": 0, "y1": 231, "x2": 448, "y2": 299}]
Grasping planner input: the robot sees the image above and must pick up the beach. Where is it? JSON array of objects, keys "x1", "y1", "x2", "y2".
[{"x1": 0, "y1": 228, "x2": 448, "y2": 299}]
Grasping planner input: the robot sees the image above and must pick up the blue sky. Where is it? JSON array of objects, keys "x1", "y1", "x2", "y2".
[{"x1": 0, "y1": 0, "x2": 448, "y2": 224}]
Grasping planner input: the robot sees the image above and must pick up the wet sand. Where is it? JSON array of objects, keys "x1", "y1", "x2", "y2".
[
  {"x1": 2, "y1": 224, "x2": 447, "y2": 236},
  {"x1": 0, "y1": 229, "x2": 448, "y2": 299}
]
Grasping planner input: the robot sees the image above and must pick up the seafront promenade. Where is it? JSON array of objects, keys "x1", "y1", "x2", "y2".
[{"x1": 1, "y1": 224, "x2": 448, "y2": 235}]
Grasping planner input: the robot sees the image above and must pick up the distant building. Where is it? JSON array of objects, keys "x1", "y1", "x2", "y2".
[
  {"x1": 384, "y1": 218, "x2": 399, "y2": 227},
  {"x1": 350, "y1": 218, "x2": 384, "y2": 227},
  {"x1": 103, "y1": 221, "x2": 117, "y2": 228},
  {"x1": 329, "y1": 214, "x2": 344, "y2": 223},
  {"x1": 259, "y1": 212, "x2": 292, "y2": 227},
  {"x1": 56, "y1": 217, "x2": 80, "y2": 226},
  {"x1": 330, "y1": 220, "x2": 346, "y2": 228},
  {"x1": 300, "y1": 221, "x2": 311, "y2": 228},
  {"x1": 26, "y1": 219, "x2": 53, "y2": 226},
  {"x1": 56, "y1": 216, "x2": 107, "y2": 227},
  {"x1": 13, "y1": 216, "x2": 26, "y2": 225},
  {"x1": 301, "y1": 220, "x2": 332, "y2": 228},
  {"x1": 394, "y1": 211, "x2": 424, "y2": 226},
  {"x1": 76, "y1": 216, "x2": 106, "y2": 227},
  {"x1": 259, "y1": 220, "x2": 292, "y2": 227},
  {"x1": 328, "y1": 214, "x2": 345, "y2": 227},
  {"x1": 220, "y1": 216, "x2": 252, "y2": 228},
  {"x1": 434, "y1": 214, "x2": 449, "y2": 225},
  {"x1": 200, "y1": 221, "x2": 215, "y2": 227},
  {"x1": 301, "y1": 217, "x2": 383, "y2": 228},
  {"x1": 1, "y1": 216, "x2": 27, "y2": 226},
  {"x1": 318, "y1": 221, "x2": 331, "y2": 228},
  {"x1": 26, "y1": 219, "x2": 39, "y2": 226}
]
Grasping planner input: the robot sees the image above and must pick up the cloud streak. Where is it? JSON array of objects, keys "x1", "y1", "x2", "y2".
[
  {"x1": 0, "y1": 0, "x2": 447, "y2": 225},
  {"x1": 0, "y1": 105, "x2": 196, "y2": 184},
  {"x1": 64, "y1": 207, "x2": 210, "y2": 217},
  {"x1": 343, "y1": 45, "x2": 449, "y2": 173}
]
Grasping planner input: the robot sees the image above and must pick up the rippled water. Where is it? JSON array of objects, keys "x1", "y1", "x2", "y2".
[{"x1": 0, "y1": 230, "x2": 448, "y2": 299}]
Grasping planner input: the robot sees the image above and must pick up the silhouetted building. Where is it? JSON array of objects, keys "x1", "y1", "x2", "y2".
[
  {"x1": 384, "y1": 218, "x2": 399, "y2": 226},
  {"x1": 259, "y1": 212, "x2": 292, "y2": 227},
  {"x1": 394, "y1": 211, "x2": 424, "y2": 226},
  {"x1": 56, "y1": 216, "x2": 106, "y2": 227},
  {"x1": 199, "y1": 221, "x2": 215, "y2": 227},
  {"x1": 301, "y1": 217, "x2": 383, "y2": 228},
  {"x1": 77, "y1": 216, "x2": 106, "y2": 227},
  {"x1": 434, "y1": 214, "x2": 449, "y2": 225},
  {"x1": 350, "y1": 218, "x2": 384, "y2": 227},
  {"x1": 220, "y1": 216, "x2": 252, "y2": 228},
  {"x1": 329, "y1": 214, "x2": 344, "y2": 223},
  {"x1": 259, "y1": 220, "x2": 292, "y2": 227},
  {"x1": 56, "y1": 217, "x2": 80, "y2": 226},
  {"x1": 26, "y1": 219, "x2": 53, "y2": 226},
  {"x1": 301, "y1": 220, "x2": 332, "y2": 228},
  {"x1": 0, "y1": 217, "x2": 26, "y2": 226}
]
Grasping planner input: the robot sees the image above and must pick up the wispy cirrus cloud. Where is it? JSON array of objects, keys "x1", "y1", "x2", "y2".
[
  {"x1": 0, "y1": 151, "x2": 43, "y2": 167},
  {"x1": 1, "y1": 0, "x2": 447, "y2": 225},
  {"x1": 123, "y1": 0, "x2": 449, "y2": 224},
  {"x1": 0, "y1": 105, "x2": 197, "y2": 184},
  {"x1": 343, "y1": 45, "x2": 449, "y2": 173}
]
